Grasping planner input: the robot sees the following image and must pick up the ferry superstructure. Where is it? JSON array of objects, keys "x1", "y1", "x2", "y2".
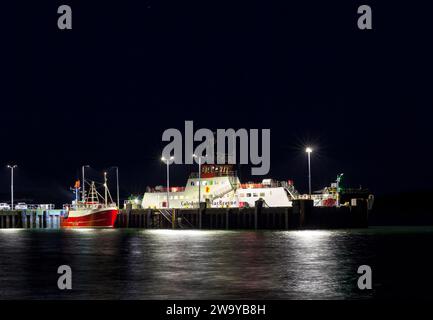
[{"x1": 141, "y1": 164, "x2": 340, "y2": 209}]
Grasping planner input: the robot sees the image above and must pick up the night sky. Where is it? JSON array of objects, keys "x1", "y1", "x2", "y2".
[{"x1": 3, "y1": 0, "x2": 433, "y2": 206}]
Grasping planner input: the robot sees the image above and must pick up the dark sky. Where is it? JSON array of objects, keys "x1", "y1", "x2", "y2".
[{"x1": 3, "y1": 0, "x2": 433, "y2": 205}]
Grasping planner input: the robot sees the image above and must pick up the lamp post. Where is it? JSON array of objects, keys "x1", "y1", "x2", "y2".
[
  {"x1": 110, "y1": 166, "x2": 120, "y2": 209},
  {"x1": 192, "y1": 154, "x2": 203, "y2": 208},
  {"x1": 305, "y1": 147, "x2": 313, "y2": 199},
  {"x1": 82, "y1": 165, "x2": 89, "y2": 202},
  {"x1": 193, "y1": 154, "x2": 203, "y2": 229},
  {"x1": 161, "y1": 156, "x2": 174, "y2": 209},
  {"x1": 7, "y1": 164, "x2": 17, "y2": 210},
  {"x1": 336, "y1": 173, "x2": 344, "y2": 207}
]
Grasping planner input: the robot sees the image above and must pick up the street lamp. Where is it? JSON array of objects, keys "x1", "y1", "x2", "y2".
[
  {"x1": 7, "y1": 164, "x2": 17, "y2": 210},
  {"x1": 193, "y1": 154, "x2": 204, "y2": 229},
  {"x1": 336, "y1": 173, "x2": 344, "y2": 207},
  {"x1": 82, "y1": 165, "x2": 90, "y2": 202},
  {"x1": 192, "y1": 154, "x2": 203, "y2": 208},
  {"x1": 305, "y1": 147, "x2": 313, "y2": 198},
  {"x1": 161, "y1": 156, "x2": 174, "y2": 209},
  {"x1": 110, "y1": 166, "x2": 120, "y2": 209}
]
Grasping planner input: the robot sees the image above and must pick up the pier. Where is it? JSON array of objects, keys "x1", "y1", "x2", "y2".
[
  {"x1": 0, "y1": 210, "x2": 63, "y2": 229},
  {"x1": 116, "y1": 199, "x2": 369, "y2": 230},
  {"x1": 0, "y1": 199, "x2": 369, "y2": 230}
]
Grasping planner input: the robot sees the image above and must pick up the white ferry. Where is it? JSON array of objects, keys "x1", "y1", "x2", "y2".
[{"x1": 141, "y1": 164, "x2": 341, "y2": 209}]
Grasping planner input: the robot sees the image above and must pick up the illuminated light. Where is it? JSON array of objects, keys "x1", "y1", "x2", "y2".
[
  {"x1": 0, "y1": 228, "x2": 24, "y2": 234},
  {"x1": 97, "y1": 228, "x2": 118, "y2": 233},
  {"x1": 305, "y1": 147, "x2": 313, "y2": 153},
  {"x1": 289, "y1": 230, "x2": 333, "y2": 242},
  {"x1": 145, "y1": 229, "x2": 222, "y2": 237},
  {"x1": 66, "y1": 228, "x2": 97, "y2": 233},
  {"x1": 293, "y1": 230, "x2": 329, "y2": 236},
  {"x1": 161, "y1": 156, "x2": 174, "y2": 162}
]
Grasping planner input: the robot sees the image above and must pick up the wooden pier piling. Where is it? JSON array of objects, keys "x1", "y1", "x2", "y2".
[{"x1": 0, "y1": 210, "x2": 64, "y2": 229}]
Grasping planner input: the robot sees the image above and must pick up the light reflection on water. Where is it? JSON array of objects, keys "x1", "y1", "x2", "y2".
[{"x1": 0, "y1": 227, "x2": 432, "y2": 299}]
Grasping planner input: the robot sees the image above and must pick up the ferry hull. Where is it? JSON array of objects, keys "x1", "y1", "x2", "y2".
[{"x1": 61, "y1": 208, "x2": 118, "y2": 228}]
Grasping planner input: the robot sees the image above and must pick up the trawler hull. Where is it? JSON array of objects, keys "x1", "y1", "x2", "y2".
[{"x1": 61, "y1": 207, "x2": 118, "y2": 228}]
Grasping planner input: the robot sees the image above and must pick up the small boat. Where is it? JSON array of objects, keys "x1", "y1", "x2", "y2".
[{"x1": 61, "y1": 173, "x2": 118, "y2": 228}]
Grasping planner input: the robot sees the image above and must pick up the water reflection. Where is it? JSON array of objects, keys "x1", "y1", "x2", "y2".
[{"x1": 0, "y1": 227, "x2": 432, "y2": 299}]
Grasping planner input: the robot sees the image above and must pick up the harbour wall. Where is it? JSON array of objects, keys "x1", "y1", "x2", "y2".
[
  {"x1": 0, "y1": 210, "x2": 63, "y2": 229},
  {"x1": 0, "y1": 199, "x2": 369, "y2": 230},
  {"x1": 116, "y1": 199, "x2": 369, "y2": 230}
]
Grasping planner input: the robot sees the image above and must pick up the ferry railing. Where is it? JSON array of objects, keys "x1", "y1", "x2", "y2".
[{"x1": 150, "y1": 187, "x2": 185, "y2": 193}]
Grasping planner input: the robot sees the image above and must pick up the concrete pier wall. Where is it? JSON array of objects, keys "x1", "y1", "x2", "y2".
[
  {"x1": 0, "y1": 210, "x2": 63, "y2": 229},
  {"x1": 0, "y1": 199, "x2": 369, "y2": 230},
  {"x1": 117, "y1": 199, "x2": 370, "y2": 230}
]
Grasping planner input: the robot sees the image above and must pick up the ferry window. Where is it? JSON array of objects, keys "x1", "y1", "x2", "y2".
[
  {"x1": 240, "y1": 193, "x2": 245, "y2": 197},
  {"x1": 246, "y1": 193, "x2": 251, "y2": 197},
  {"x1": 202, "y1": 181, "x2": 207, "y2": 186},
  {"x1": 260, "y1": 192, "x2": 265, "y2": 197},
  {"x1": 209, "y1": 181, "x2": 213, "y2": 185},
  {"x1": 196, "y1": 181, "x2": 200, "y2": 186},
  {"x1": 253, "y1": 193, "x2": 258, "y2": 197},
  {"x1": 191, "y1": 181, "x2": 195, "y2": 186}
]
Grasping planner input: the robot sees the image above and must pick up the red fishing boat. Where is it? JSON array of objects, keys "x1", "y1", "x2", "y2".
[{"x1": 61, "y1": 173, "x2": 118, "y2": 228}]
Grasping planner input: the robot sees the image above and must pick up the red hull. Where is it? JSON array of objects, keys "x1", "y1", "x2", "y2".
[{"x1": 61, "y1": 208, "x2": 118, "y2": 228}]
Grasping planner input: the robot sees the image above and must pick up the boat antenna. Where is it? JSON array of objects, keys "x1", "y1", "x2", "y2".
[{"x1": 104, "y1": 171, "x2": 108, "y2": 206}]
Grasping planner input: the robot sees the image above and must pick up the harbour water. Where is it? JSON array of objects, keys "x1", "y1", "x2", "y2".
[{"x1": 0, "y1": 227, "x2": 432, "y2": 300}]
